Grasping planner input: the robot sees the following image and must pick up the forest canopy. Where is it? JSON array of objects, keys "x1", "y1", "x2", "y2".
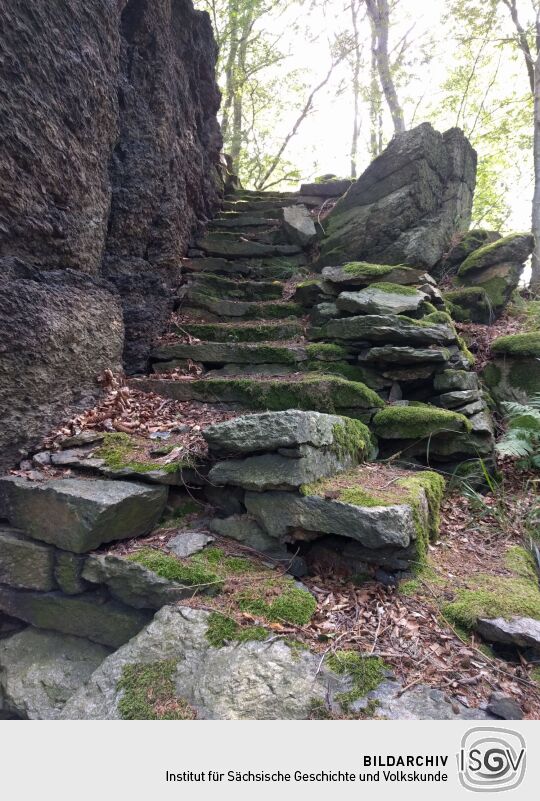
[{"x1": 196, "y1": 0, "x2": 537, "y2": 234}]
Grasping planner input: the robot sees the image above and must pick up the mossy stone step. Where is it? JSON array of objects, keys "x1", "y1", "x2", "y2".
[
  {"x1": 216, "y1": 208, "x2": 283, "y2": 221},
  {"x1": 196, "y1": 234, "x2": 302, "y2": 259},
  {"x1": 187, "y1": 272, "x2": 284, "y2": 302},
  {"x1": 182, "y1": 254, "x2": 307, "y2": 279},
  {"x1": 183, "y1": 293, "x2": 303, "y2": 320},
  {"x1": 208, "y1": 215, "x2": 279, "y2": 229},
  {"x1": 151, "y1": 341, "x2": 308, "y2": 366},
  {"x1": 176, "y1": 321, "x2": 304, "y2": 343},
  {"x1": 132, "y1": 374, "x2": 384, "y2": 418},
  {"x1": 221, "y1": 199, "x2": 312, "y2": 213}
]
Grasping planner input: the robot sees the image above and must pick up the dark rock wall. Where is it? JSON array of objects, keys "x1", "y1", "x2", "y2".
[{"x1": 0, "y1": 0, "x2": 222, "y2": 470}]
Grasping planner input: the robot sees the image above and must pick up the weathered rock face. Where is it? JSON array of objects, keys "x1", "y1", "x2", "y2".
[
  {"x1": 0, "y1": 0, "x2": 222, "y2": 468},
  {"x1": 0, "y1": 263, "x2": 124, "y2": 473},
  {"x1": 0, "y1": 628, "x2": 111, "y2": 720},
  {"x1": 60, "y1": 605, "x2": 349, "y2": 720},
  {"x1": 317, "y1": 123, "x2": 476, "y2": 268}
]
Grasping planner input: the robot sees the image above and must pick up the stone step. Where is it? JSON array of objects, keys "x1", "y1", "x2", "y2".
[
  {"x1": 152, "y1": 341, "x2": 308, "y2": 368},
  {"x1": 181, "y1": 293, "x2": 303, "y2": 320},
  {"x1": 195, "y1": 233, "x2": 302, "y2": 259},
  {"x1": 131, "y1": 374, "x2": 384, "y2": 420},
  {"x1": 207, "y1": 227, "x2": 287, "y2": 245},
  {"x1": 228, "y1": 190, "x2": 300, "y2": 200},
  {"x1": 208, "y1": 215, "x2": 279, "y2": 229},
  {"x1": 0, "y1": 477, "x2": 167, "y2": 554},
  {"x1": 186, "y1": 272, "x2": 284, "y2": 302},
  {"x1": 174, "y1": 320, "x2": 305, "y2": 343},
  {"x1": 182, "y1": 254, "x2": 307, "y2": 279},
  {"x1": 216, "y1": 208, "x2": 283, "y2": 220}
]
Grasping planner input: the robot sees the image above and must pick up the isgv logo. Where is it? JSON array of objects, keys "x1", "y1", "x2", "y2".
[{"x1": 457, "y1": 727, "x2": 526, "y2": 792}]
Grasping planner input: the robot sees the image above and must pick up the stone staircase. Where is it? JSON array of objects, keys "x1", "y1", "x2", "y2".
[
  {"x1": 134, "y1": 187, "x2": 494, "y2": 471},
  {"x1": 0, "y1": 182, "x2": 501, "y2": 720}
]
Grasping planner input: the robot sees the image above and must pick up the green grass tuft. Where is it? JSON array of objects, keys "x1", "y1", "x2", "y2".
[{"x1": 117, "y1": 660, "x2": 196, "y2": 720}]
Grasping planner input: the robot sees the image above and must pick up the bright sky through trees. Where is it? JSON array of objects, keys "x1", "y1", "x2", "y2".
[{"x1": 197, "y1": 0, "x2": 536, "y2": 232}]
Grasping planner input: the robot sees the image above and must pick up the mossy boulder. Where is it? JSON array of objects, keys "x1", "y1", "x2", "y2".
[
  {"x1": 372, "y1": 405, "x2": 470, "y2": 439},
  {"x1": 491, "y1": 332, "x2": 540, "y2": 358},
  {"x1": 458, "y1": 232, "x2": 533, "y2": 276},
  {"x1": 441, "y1": 229, "x2": 501, "y2": 270}
]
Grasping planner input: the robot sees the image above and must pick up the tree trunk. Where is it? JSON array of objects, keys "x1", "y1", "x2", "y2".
[
  {"x1": 350, "y1": 0, "x2": 362, "y2": 178},
  {"x1": 531, "y1": 48, "x2": 540, "y2": 291},
  {"x1": 368, "y1": 14, "x2": 383, "y2": 158},
  {"x1": 365, "y1": 0, "x2": 405, "y2": 135},
  {"x1": 220, "y1": 0, "x2": 240, "y2": 143}
]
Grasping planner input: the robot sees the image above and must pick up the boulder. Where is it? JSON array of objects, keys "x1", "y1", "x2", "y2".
[
  {"x1": 317, "y1": 123, "x2": 476, "y2": 268},
  {"x1": 486, "y1": 692, "x2": 523, "y2": 721},
  {"x1": 0, "y1": 628, "x2": 110, "y2": 719},
  {"x1": 282, "y1": 205, "x2": 317, "y2": 246},
  {"x1": 0, "y1": 527, "x2": 55, "y2": 591},
  {"x1": 60, "y1": 605, "x2": 349, "y2": 720},
  {"x1": 82, "y1": 555, "x2": 196, "y2": 609},
  {"x1": 311, "y1": 314, "x2": 456, "y2": 346},
  {"x1": 208, "y1": 445, "x2": 358, "y2": 492},
  {"x1": 476, "y1": 617, "x2": 540, "y2": 653},
  {"x1": 456, "y1": 234, "x2": 534, "y2": 316},
  {"x1": 372, "y1": 405, "x2": 470, "y2": 439},
  {"x1": 0, "y1": 477, "x2": 167, "y2": 553},
  {"x1": 0, "y1": 586, "x2": 151, "y2": 647},
  {"x1": 445, "y1": 287, "x2": 492, "y2": 323},
  {"x1": 203, "y1": 410, "x2": 348, "y2": 456},
  {"x1": 336, "y1": 285, "x2": 427, "y2": 315},
  {"x1": 436, "y1": 229, "x2": 501, "y2": 275}
]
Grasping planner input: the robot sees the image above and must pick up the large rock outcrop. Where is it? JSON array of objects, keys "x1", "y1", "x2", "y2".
[
  {"x1": 317, "y1": 123, "x2": 476, "y2": 269},
  {"x1": 0, "y1": 0, "x2": 222, "y2": 469}
]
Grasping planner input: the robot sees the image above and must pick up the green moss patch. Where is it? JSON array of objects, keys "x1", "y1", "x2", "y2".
[
  {"x1": 184, "y1": 374, "x2": 384, "y2": 413},
  {"x1": 127, "y1": 548, "x2": 221, "y2": 588},
  {"x1": 238, "y1": 586, "x2": 317, "y2": 626},
  {"x1": 205, "y1": 613, "x2": 269, "y2": 647},
  {"x1": 491, "y1": 332, "x2": 540, "y2": 358},
  {"x1": 117, "y1": 660, "x2": 196, "y2": 720},
  {"x1": 443, "y1": 547, "x2": 540, "y2": 630},
  {"x1": 326, "y1": 651, "x2": 387, "y2": 708},
  {"x1": 95, "y1": 432, "x2": 190, "y2": 474},
  {"x1": 177, "y1": 321, "x2": 304, "y2": 343},
  {"x1": 443, "y1": 576, "x2": 540, "y2": 629},
  {"x1": 343, "y1": 262, "x2": 397, "y2": 278},
  {"x1": 306, "y1": 343, "x2": 349, "y2": 361},
  {"x1": 369, "y1": 281, "x2": 419, "y2": 296},
  {"x1": 372, "y1": 405, "x2": 471, "y2": 439},
  {"x1": 332, "y1": 418, "x2": 373, "y2": 461}
]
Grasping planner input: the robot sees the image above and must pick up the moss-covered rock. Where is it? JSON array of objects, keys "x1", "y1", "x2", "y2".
[
  {"x1": 458, "y1": 232, "x2": 533, "y2": 276},
  {"x1": 326, "y1": 651, "x2": 387, "y2": 708},
  {"x1": 491, "y1": 332, "x2": 540, "y2": 358},
  {"x1": 322, "y1": 263, "x2": 423, "y2": 288},
  {"x1": 336, "y1": 283, "x2": 427, "y2": 316},
  {"x1": 152, "y1": 341, "x2": 307, "y2": 367},
  {"x1": 372, "y1": 405, "x2": 470, "y2": 439}
]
